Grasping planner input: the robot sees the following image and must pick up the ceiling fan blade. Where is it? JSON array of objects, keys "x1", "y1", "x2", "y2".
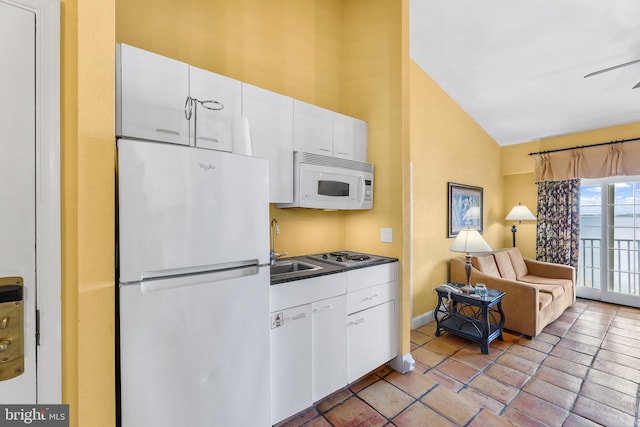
[{"x1": 584, "y1": 58, "x2": 640, "y2": 78}]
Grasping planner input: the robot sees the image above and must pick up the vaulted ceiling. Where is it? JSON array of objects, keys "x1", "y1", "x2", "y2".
[{"x1": 409, "y1": 0, "x2": 640, "y2": 146}]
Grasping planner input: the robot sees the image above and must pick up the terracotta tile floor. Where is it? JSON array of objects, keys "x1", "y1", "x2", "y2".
[{"x1": 275, "y1": 299, "x2": 640, "y2": 426}]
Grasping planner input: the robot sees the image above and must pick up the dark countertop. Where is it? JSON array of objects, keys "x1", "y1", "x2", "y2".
[{"x1": 270, "y1": 254, "x2": 399, "y2": 285}]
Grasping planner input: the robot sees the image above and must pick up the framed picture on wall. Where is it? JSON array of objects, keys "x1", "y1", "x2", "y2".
[{"x1": 448, "y1": 182, "x2": 483, "y2": 237}]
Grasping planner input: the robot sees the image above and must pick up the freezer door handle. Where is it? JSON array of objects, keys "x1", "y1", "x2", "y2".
[{"x1": 139, "y1": 265, "x2": 260, "y2": 293}]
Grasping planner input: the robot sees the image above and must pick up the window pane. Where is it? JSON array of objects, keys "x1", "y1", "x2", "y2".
[{"x1": 578, "y1": 183, "x2": 602, "y2": 289}]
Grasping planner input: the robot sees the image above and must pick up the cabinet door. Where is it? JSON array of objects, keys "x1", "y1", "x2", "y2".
[
  {"x1": 116, "y1": 44, "x2": 190, "y2": 145},
  {"x1": 293, "y1": 100, "x2": 333, "y2": 156},
  {"x1": 353, "y1": 119, "x2": 368, "y2": 162},
  {"x1": 242, "y1": 84, "x2": 294, "y2": 203},
  {"x1": 312, "y1": 295, "x2": 347, "y2": 402},
  {"x1": 332, "y1": 112, "x2": 355, "y2": 160},
  {"x1": 189, "y1": 66, "x2": 241, "y2": 152},
  {"x1": 270, "y1": 304, "x2": 312, "y2": 425},
  {"x1": 347, "y1": 301, "x2": 396, "y2": 383}
]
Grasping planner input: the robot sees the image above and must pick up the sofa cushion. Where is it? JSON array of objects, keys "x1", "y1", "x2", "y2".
[
  {"x1": 507, "y1": 247, "x2": 528, "y2": 280},
  {"x1": 520, "y1": 275, "x2": 573, "y2": 289},
  {"x1": 493, "y1": 251, "x2": 516, "y2": 280},
  {"x1": 538, "y1": 292, "x2": 553, "y2": 311},
  {"x1": 474, "y1": 254, "x2": 500, "y2": 277}
]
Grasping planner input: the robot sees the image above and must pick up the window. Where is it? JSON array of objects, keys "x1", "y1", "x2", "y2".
[{"x1": 578, "y1": 177, "x2": 640, "y2": 307}]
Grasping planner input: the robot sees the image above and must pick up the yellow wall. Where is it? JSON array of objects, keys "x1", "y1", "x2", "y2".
[
  {"x1": 409, "y1": 61, "x2": 503, "y2": 317},
  {"x1": 501, "y1": 122, "x2": 640, "y2": 258},
  {"x1": 60, "y1": 1, "x2": 115, "y2": 426}
]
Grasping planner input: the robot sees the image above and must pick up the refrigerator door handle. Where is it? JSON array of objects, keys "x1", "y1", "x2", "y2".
[{"x1": 138, "y1": 265, "x2": 260, "y2": 293}]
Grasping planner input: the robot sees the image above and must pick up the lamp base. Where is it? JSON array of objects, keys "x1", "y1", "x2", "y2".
[
  {"x1": 463, "y1": 253, "x2": 475, "y2": 293},
  {"x1": 460, "y1": 283, "x2": 475, "y2": 294}
]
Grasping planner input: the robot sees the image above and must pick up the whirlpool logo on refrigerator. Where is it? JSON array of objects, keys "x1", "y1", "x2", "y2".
[{"x1": 198, "y1": 163, "x2": 216, "y2": 171}]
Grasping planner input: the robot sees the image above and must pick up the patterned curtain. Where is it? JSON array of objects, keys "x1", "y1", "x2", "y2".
[{"x1": 536, "y1": 179, "x2": 581, "y2": 268}]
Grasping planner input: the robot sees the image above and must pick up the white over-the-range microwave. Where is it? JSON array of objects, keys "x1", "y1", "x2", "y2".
[{"x1": 277, "y1": 152, "x2": 373, "y2": 210}]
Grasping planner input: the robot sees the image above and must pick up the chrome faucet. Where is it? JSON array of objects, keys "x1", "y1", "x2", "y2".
[{"x1": 270, "y1": 219, "x2": 287, "y2": 265}]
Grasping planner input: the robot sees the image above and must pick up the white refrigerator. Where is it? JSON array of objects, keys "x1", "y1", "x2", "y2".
[{"x1": 117, "y1": 138, "x2": 270, "y2": 426}]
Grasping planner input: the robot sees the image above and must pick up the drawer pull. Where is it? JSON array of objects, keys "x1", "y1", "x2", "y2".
[
  {"x1": 290, "y1": 313, "x2": 308, "y2": 321},
  {"x1": 364, "y1": 294, "x2": 380, "y2": 301},
  {"x1": 155, "y1": 128, "x2": 180, "y2": 136},
  {"x1": 313, "y1": 305, "x2": 334, "y2": 312},
  {"x1": 197, "y1": 136, "x2": 220, "y2": 143},
  {"x1": 349, "y1": 318, "x2": 365, "y2": 326}
]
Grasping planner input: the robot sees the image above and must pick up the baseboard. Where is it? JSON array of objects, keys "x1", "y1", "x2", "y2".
[{"x1": 411, "y1": 311, "x2": 434, "y2": 329}]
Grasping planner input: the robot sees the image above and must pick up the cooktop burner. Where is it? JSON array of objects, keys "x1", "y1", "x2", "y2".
[{"x1": 307, "y1": 251, "x2": 383, "y2": 267}]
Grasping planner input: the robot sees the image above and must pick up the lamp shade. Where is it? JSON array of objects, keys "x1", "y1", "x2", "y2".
[
  {"x1": 449, "y1": 228, "x2": 492, "y2": 253},
  {"x1": 505, "y1": 203, "x2": 536, "y2": 221}
]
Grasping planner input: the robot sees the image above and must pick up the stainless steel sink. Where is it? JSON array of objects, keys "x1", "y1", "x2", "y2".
[{"x1": 270, "y1": 260, "x2": 321, "y2": 276}]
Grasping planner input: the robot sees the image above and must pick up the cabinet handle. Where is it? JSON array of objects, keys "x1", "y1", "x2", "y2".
[
  {"x1": 318, "y1": 148, "x2": 331, "y2": 152},
  {"x1": 349, "y1": 318, "x2": 365, "y2": 326},
  {"x1": 364, "y1": 294, "x2": 380, "y2": 301},
  {"x1": 289, "y1": 313, "x2": 308, "y2": 321},
  {"x1": 197, "y1": 136, "x2": 220, "y2": 143},
  {"x1": 155, "y1": 128, "x2": 180, "y2": 136},
  {"x1": 337, "y1": 151, "x2": 349, "y2": 156},
  {"x1": 313, "y1": 305, "x2": 334, "y2": 312}
]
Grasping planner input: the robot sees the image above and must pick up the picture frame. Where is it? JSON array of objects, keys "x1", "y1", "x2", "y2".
[{"x1": 448, "y1": 182, "x2": 483, "y2": 237}]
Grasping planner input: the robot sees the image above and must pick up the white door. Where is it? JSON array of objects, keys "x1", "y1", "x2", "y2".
[
  {"x1": 270, "y1": 304, "x2": 312, "y2": 425},
  {"x1": 0, "y1": 1, "x2": 37, "y2": 402},
  {"x1": 312, "y1": 295, "x2": 347, "y2": 402},
  {"x1": 242, "y1": 83, "x2": 294, "y2": 203},
  {"x1": 116, "y1": 44, "x2": 190, "y2": 145},
  {"x1": 189, "y1": 66, "x2": 240, "y2": 152}
]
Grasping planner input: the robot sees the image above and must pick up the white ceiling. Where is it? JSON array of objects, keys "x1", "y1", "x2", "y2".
[{"x1": 409, "y1": 0, "x2": 640, "y2": 146}]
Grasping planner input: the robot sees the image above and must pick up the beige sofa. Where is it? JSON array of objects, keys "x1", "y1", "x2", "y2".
[{"x1": 449, "y1": 247, "x2": 575, "y2": 337}]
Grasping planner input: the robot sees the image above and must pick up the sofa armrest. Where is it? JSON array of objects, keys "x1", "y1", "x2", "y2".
[{"x1": 523, "y1": 257, "x2": 575, "y2": 282}]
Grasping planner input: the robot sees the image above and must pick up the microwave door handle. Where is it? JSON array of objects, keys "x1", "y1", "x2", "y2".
[{"x1": 358, "y1": 176, "x2": 365, "y2": 205}]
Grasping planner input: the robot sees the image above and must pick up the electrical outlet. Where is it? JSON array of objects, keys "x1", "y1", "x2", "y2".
[{"x1": 380, "y1": 227, "x2": 393, "y2": 243}]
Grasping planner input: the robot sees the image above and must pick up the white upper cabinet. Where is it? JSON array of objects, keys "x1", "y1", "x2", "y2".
[
  {"x1": 333, "y1": 112, "x2": 357, "y2": 160},
  {"x1": 293, "y1": 100, "x2": 333, "y2": 156},
  {"x1": 334, "y1": 113, "x2": 367, "y2": 162},
  {"x1": 293, "y1": 100, "x2": 368, "y2": 161},
  {"x1": 189, "y1": 66, "x2": 241, "y2": 152},
  {"x1": 116, "y1": 44, "x2": 190, "y2": 145},
  {"x1": 242, "y1": 84, "x2": 294, "y2": 203},
  {"x1": 353, "y1": 119, "x2": 368, "y2": 162}
]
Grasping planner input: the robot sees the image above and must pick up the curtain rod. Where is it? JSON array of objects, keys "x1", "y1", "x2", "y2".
[{"x1": 528, "y1": 137, "x2": 640, "y2": 156}]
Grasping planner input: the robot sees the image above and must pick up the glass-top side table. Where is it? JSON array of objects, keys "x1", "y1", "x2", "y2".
[{"x1": 433, "y1": 283, "x2": 505, "y2": 354}]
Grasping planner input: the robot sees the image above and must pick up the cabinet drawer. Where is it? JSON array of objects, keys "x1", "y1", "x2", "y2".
[
  {"x1": 270, "y1": 273, "x2": 346, "y2": 312},
  {"x1": 347, "y1": 281, "x2": 394, "y2": 314},
  {"x1": 347, "y1": 262, "x2": 398, "y2": 292},
  {"x1": 346, "y1": 263, "x2": 396, "y2": 293}
]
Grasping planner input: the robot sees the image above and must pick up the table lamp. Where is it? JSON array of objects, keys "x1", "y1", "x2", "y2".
[
  {"x1": 505, "y1": 203, "x2": 536, "y2": 247},
  {"x1": 449, "y1": 228, "x2": 492, "y2": 293}
]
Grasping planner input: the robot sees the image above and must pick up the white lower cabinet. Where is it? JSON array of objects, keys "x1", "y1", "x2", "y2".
[
  {"x1": 312, "y1": 295, "x2": 347, "y2": 402},
  {"x1": 347, "y1": 300, "x2": 396, "y2": 383},
  {"x1": 270, "y1": 304, "x2": 312, "y2": 425},
  {"x1": 346, "y1": 262, "x2": 398, "y2": 383},
  {"x1": 270, "y1": 262, "x2": 397, "y2": 423}
]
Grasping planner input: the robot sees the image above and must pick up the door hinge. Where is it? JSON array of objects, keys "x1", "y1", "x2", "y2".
[{"x1": 35, "y1": 309, "x2": 40, "y2": 346}]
